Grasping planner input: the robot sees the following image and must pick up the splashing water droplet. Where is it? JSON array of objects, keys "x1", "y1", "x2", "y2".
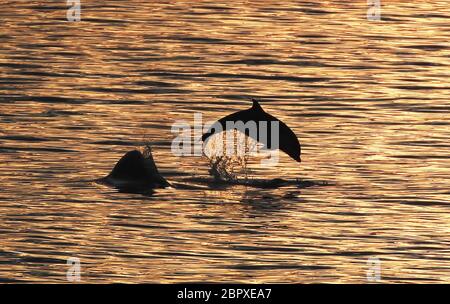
[{"x1": 203, "y1": 130, "x2": 259, "y2": 182}]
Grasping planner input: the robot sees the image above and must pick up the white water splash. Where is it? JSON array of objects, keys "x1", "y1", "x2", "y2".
[{"x1": 203, "y1": 130, "x2": 260, "y2": 182}]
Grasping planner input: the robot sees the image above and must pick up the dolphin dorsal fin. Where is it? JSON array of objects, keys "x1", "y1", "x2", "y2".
[{"x1": 251, "y1": 98, "x2": 263, "y2": 112}]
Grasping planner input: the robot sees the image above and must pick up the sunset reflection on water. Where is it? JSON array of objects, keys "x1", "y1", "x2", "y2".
[{"x1": 0, "y1": 1, "x2": 449, "y2": 283}]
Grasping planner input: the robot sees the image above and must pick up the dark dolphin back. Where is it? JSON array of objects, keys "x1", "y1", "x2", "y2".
[
  {"x1": 108, "y1": 150, "x2": 150, "y2": 180},
  {"x1": 202, "y1": 107, "x2": 256, "y2": 142},
  {"x1": 103, "y1": 150, "x2": 169, "y2": 188}
]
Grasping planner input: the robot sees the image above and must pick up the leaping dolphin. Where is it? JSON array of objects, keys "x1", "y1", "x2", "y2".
[{"x1": 202, "y1": 99, "x2": 301, "y2": 162}]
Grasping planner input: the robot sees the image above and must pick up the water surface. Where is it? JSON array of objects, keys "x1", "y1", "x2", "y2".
[{"x1": 0, "y1": 0, "x2": 449, "y2": 283}]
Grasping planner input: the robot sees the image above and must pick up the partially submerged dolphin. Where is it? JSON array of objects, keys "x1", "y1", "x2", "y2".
[
  {"x1": 97, "y1": 148, "x2": 322, "y2": 193},
  {"x1": 202, "y1": 99, "x2": 301, "y2": 162},
  {"x1": 97, "y1": 149, "x2": 170, "y2": 191}
]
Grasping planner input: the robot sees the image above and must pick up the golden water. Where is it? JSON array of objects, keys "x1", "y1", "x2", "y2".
[{"x1": 0, "y1": 0, "x2": 449, "y2": 283}]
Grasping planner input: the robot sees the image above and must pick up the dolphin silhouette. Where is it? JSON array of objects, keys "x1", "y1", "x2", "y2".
[
  {"x1": 97, "y1": 149, "x2": 170, "y2": 191},
  {"x1": 202, "y1": 99, "x2": 301, "y2": 162}
]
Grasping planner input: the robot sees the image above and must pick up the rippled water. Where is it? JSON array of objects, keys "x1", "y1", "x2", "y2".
[{"x1": 0, "y1": 0, "x2": 449, "y2": 283}]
